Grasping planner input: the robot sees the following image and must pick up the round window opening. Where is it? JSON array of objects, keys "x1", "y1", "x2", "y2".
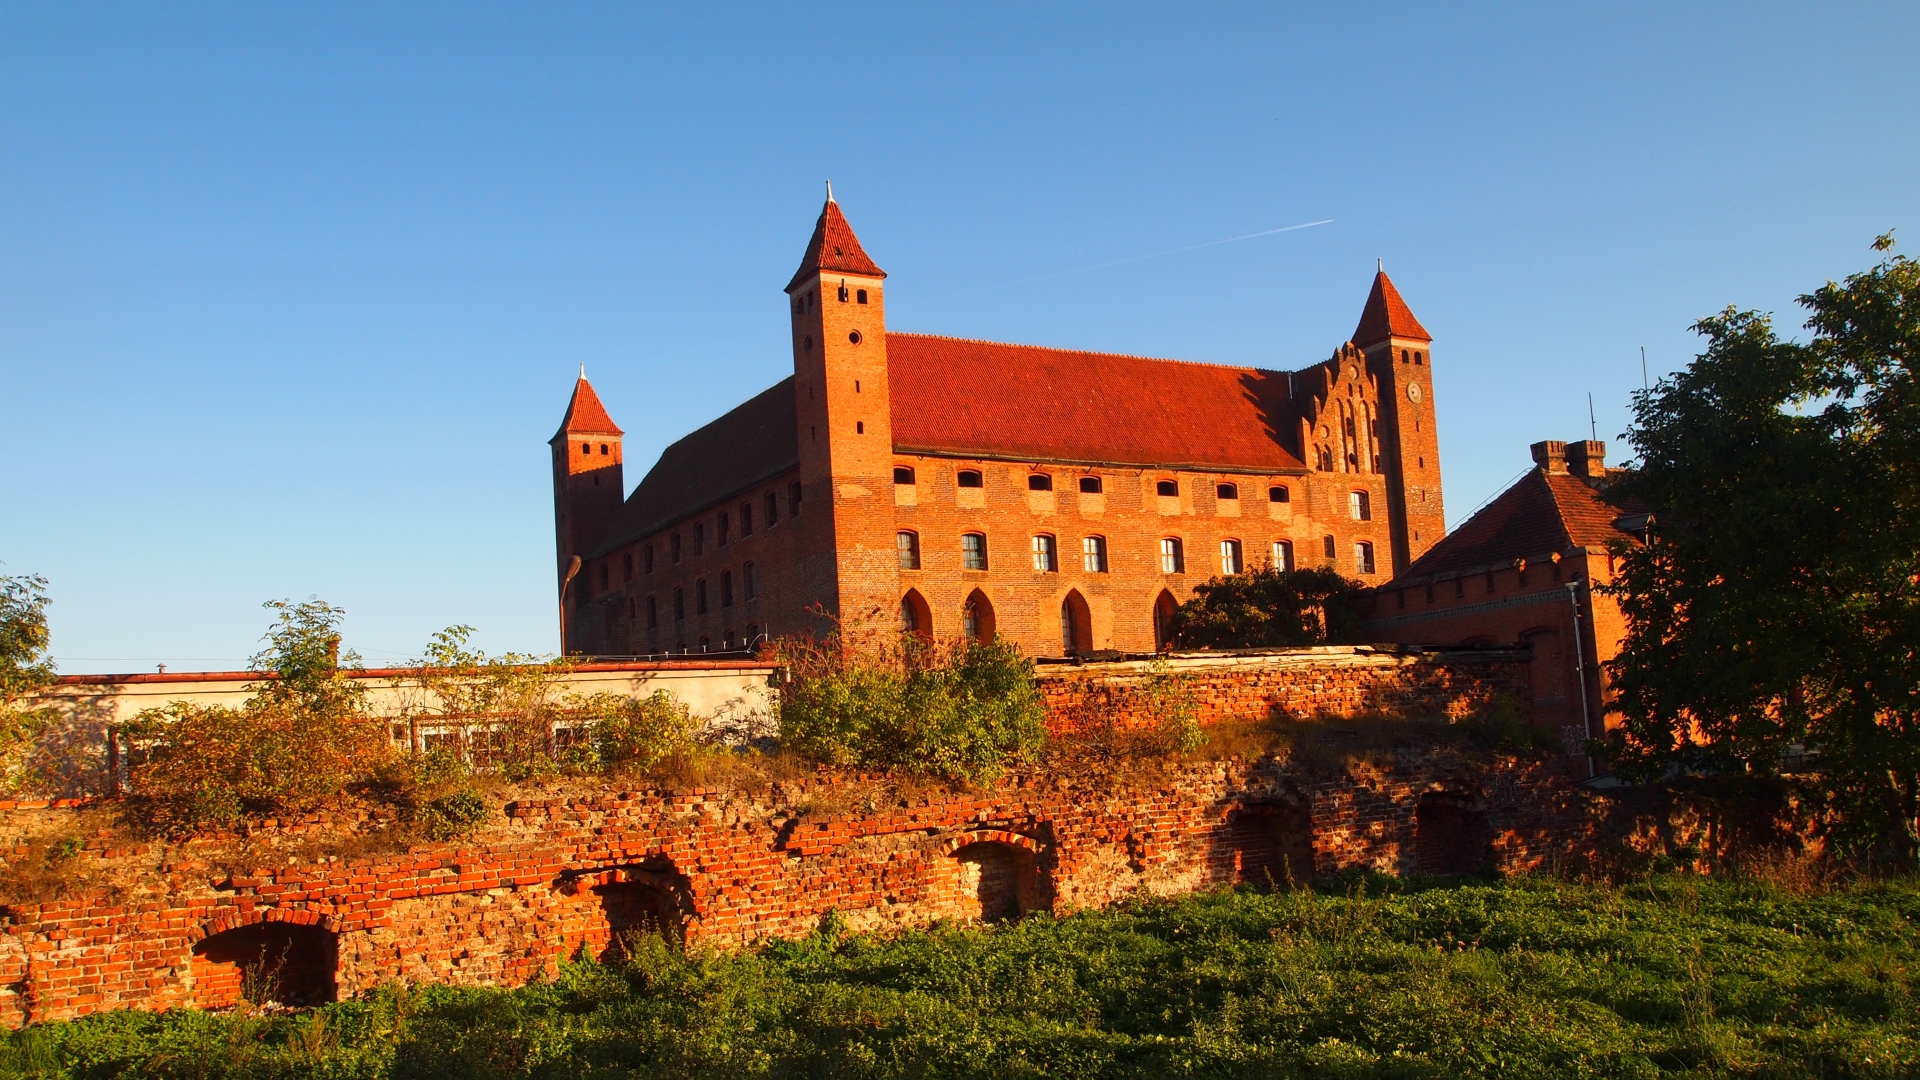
[
  {"x1": 1407, "y1": 383, "x2": 1423, "y2": 403},
  {"x1": 848, "y1": 330, "x2": 863, "y2": 344}
]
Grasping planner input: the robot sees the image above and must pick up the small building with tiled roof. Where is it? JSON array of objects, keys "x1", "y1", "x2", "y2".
[
  {"x1": 552, "y1": 193, "x2": 1447, "y2": 658},
  {"x1": 1366, "y1": 439, "x2": 1647, "y2": 772}
]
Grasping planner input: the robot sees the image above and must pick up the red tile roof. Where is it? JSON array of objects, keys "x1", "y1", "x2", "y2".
[
  {"x1": 1395, "y1": 468, "x2": 1639, "y2": 581},
  {"x1": 592, "y1": 377, "x2": 799, "y2": 555},
  {"x1": 1352, "y1": 271, "x2": 1431, "y2": 346},
  {"x1": 887, "y1": 334, "x2": 1309, "y2": 472},
  {"x1": 786, "y1": 199, "x2": 886, "y2": 292},
  {"x1": 553, "y1": 376, "x2": 623, "y2": 439}
]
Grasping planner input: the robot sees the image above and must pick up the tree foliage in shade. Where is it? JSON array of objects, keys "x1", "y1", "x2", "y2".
[
  {"x1": 0, "y1": 572, "x2": 56, "y2": 790},
  {"x1": 1167, "y1": 566, "x2": 1368, "y2": 649},
  {"x1": 1603, "y1": 235, "x2": 1920, "y2": 859}
]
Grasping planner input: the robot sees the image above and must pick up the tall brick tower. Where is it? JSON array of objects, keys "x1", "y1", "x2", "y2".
[
  {"x1": 1355, "y1": 268, "x2": 1445, "y2": 574},
  {"x1": 549, "y1": 370, "x2": 624, "y2": 648},
  {"x1": 785, "y1": 186, "x2": 900, "y2": 628}
]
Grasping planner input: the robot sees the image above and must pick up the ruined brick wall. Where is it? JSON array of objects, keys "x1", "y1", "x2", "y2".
[
  {"x1": 1037, "y1": 646, "x2": 1533, "y2": 732},
  {"x1": 0, "y1": 745, "x2": 1595, "y2": 1027}
]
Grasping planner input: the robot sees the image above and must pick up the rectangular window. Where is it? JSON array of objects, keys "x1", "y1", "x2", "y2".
[
  {"x1": 957, "y1": 469, "x2": 984, "y2": 488},
  {"x1": 721, "y1": 570, "x2": 734, "y2": 607},
  {"x1": 894, "y1": 466, "x2": 915, "y2": 485},
  {"x1": 718, "y1": 513, "x2": 729, "y2": 546},
  {"x1": 1350, "y1": 491, "x2": 1371, "y2": 520},
  {"x1": 697, "y1": 579, "x2": 709, "y2": 614},
  {"x1": 1156, "y1": 479, "x2": 1178, "y2": 497},
  {"x1": 1272, "y1": 540, "x2": 1293, "y2": 572},
  {"x1": 1221, "y1": 539, "x2": 1243, "y2": 575},
  {"x1": 1028, "y1": 474, "x2": 1053, "y2": 491},
  {"x1": 1082, "y1": 535, "x2": 1108, "y2": 572},
  {"x1": 897, "y1": 531, "x2": 921, "y2": 570},
  {"x1": 744, "y1": 562, "x2": 757, "y2": 601},
  {"x1": 1355, "y1": 541, "x2": 1376, "y2": 575},
  {"x1": 1323, "y1": 535, "x2": 1336, "y2": 560},
  {"x1": 962, "y1": 533, "x2": 988, "y2": 570},
  {"x1": 1268, "y1": 485, "x2": 1290, "y2": 504},
  {"x1": 1079, "y1": 475, "x2": 1102, "y2": 494},
  {"x1": 1031, "y1": 534, "x2": 1057, "y2": 571},
  {"x1": 1160, "y1": 537, "x2": 1185, "y2": 574},
  {"x1": 1216, "y1": 483, "x2": 1239, "y2": 501}
]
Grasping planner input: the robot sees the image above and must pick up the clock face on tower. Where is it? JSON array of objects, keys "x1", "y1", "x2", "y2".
[{"x1": 1407, "y1": 383, "x2": 1423, "y2": 403}]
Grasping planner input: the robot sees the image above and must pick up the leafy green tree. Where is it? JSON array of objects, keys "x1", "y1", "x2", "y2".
[
  {"x1": 1167, "y1": 565, "x2": 1367, "y2": 649},
  {"x1": 0, "y1": 572, "x2": 56, "y2": 789},
  {"x1": 1603, "y1": 235, "x2": 1920, "y2": 859}
]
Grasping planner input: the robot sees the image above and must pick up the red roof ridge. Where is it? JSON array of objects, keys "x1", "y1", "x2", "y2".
[
  {"x1": 888, "y1": 331, "x2": 1284, "y2": 375},
  {"x1": 552, "y1": 375, "x2": 623, "y2": 440}
]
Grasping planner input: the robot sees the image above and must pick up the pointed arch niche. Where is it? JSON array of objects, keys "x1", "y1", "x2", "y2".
[
  {"x1": 1154, "y1": 589, "x2": 1179, "y2": 651},
  {"x1": 962, "y1": 589, "x2": 996, "y2": 644},
  {"x1": 1060, "y1": 590, "x2": 1093, "y2": 655},
  {"x1": 900, "y1": 589, "x2": 932, "y2": 642}
]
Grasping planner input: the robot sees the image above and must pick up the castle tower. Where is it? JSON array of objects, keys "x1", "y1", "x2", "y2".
[
  {"x1": 785, "y1": 187, "x2": 900, "y2": 627},
  {"x1": 1354, "y1": 269, "x2": 1445, "y2": 574},
  {"x1": 549, "y1": 370, "x2": 624, "y2": 647}
]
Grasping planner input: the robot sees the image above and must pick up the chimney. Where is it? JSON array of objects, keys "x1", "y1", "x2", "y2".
[
  {"x1": 1529, "y1": 440, "x2": 1569, "y2": 475},
  {"x1": 1566, "y1": 440, "x2": 1606, "y2": 485}
]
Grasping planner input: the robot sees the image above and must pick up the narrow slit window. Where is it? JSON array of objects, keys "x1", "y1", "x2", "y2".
[
  {"x1": 744, "y1": 562, "x2": 757, "y2": 601},
  {"x1": 721, "y1": 570, "x2": 734, "y2": 607},
  {"x1": 1323, "y1": 535, "x2": 1336, "y2": 560},
  {"x1": 740, "y1": 503, "x2": 754, "y2": 536},
  {"x1": 646, "y1": 595, "x2": 658, "y2": 630},
  {"x1": 766, "y1": 491, "x2": 779, "y2": 526}
]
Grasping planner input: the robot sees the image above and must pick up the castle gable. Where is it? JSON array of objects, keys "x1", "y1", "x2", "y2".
[
  {"x1": 886, "y1": 333, "x2": 1308, "y2": 473},
  {"x1": 590, "y1": 376, "x2": 799, "y2": 556}
]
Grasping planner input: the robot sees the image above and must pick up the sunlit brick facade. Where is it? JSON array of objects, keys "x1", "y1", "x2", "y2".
[{"x1": 554, "y1": 195, "x2": 1448, "y2": 657}]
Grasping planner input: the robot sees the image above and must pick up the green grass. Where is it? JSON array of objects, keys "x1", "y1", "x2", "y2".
[{"x1": 4, "y1": 873, "x2": 1917, "y2": 1078}]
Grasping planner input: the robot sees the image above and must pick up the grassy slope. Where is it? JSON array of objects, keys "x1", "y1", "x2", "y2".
[{"x1": 3, "y1": 874, "x2": 1916, "y2": 1079}]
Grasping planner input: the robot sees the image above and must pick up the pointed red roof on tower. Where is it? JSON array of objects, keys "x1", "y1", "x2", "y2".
[
  {"x1": 552, "y1": 371, "x2": 623, "y2": 440},
  {"x1": 786, "y1": 186, "x2": 886, "y2": 293},
  {"x1": 1352, "y1": 269, "x2": 1431, "y2": 346}
]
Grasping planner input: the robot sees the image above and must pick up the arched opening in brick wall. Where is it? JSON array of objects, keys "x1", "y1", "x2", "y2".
[
  {"x1": 951, "y1": 841, "x2": 1045, "y2": 924},
  {"x1": 1220, "y1": 800, "x2": 1314, "y2": 888},
  {"x1": 1060, "y1": 590, "x2": 1093, "y2": 655},
  {"x1": 900, "y1": 588, "x2": 932, "y2": 642},
  {"x1": 1414, "y1": 791, "x2": 1493, "y2": 876},
  {"x1": 191, "y1": 921, "x2": 337, "y2": 1007},
  {"x1": 1153, "y1": 590, "x2": 1178, "y2": 650},
  {"x1": 590, "y1": 882, "x2": 684, "y2": 960},
  {"x1": 962, "y1": 589, "x2": 996, "y2": 644}
]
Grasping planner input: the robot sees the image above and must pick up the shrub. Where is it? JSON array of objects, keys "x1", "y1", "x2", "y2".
[
  {"x1": 585, "y1": 690, "x2": 699, "y2": 775},
  {"x1": 1168, "y1": 565, "x2": 1368, "y2": 648},
  {"x1": 0, "y1": 572, "x2": 56, "y2": 792},
  {"x1": 776, "y1": 613, "x2": 1046, "y2": 785}
]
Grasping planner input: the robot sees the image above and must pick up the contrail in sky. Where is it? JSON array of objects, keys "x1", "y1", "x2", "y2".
[{"x1": 936, "y1": 218, "x2": 1335, "y2": 299}]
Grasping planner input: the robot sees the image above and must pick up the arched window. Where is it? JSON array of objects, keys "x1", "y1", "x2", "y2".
[
  {"x1": 1156, "y1": 479, "x2": 1179, "y2": 497},
  {"x1": 901, "y1": 589, "x2": 932, "y2": 640},
  {"x1": 646, "y1": 596, "x2": 658, "y2": 631},
  {"x1": 673, "y1": 588, "x2": 685, "y2": 621},
  {"x1": 962, "y1": 533, "x2": 988, "y2": 570},
  {"x1": 1031, "y1": 534, "x2": 1057, "y2": 571},
  {"x1": 696, "y1": 579, "x2": 709, "y2": 614},
  {"x1": 894, "y1": 466, "x2": 915, "y2": 485},
  {"x1": 1350, "y1": 491, "x2": 1371, "y2": 520},
  {"x1": 962, "y1": 589, "x2": 996, "y2": 644},
  {"x1": 1079, "y1": 475, "x2": 1103, "y2": 494},
  {"x1": 692, "y1": 523, "x2": 704, "y2": 555},
  {"x1": 644, "y1": 544, "x2": 654, "y2": 574},
  {"x1": 767, "y1": 490, "x2": 780, "y2": 525},
  {"x1": 1355, "y1": 542, "x2": 1376, "y2": 575},
  {"x1": 740, "y1": 502, "x2": 753, "y2": 536},
  {"x1": 622, "y1": 553, "x2": 633, "y2": 582},
  {"x1": 897, "y1": 531, "x2": 921, "y2": 570},
  {"x1": 856, "y1": 288, "x2": 868, "y2": 304},
  {"x1": 1221, "y1": 539, "x2": 1244, "y2": 575},
  {"x1": 1028, "y1": 474, "x2": 1053, "y2": 491},
  {"x1": 1160, "y1": 537, "x2": 1185, "y2": 574},
  {"x1": 1272, "y1": 540, "x2": 1293, "y2": 572},
  {"x1": 718, "y1": 512, "x2": 729, "y2": 546},
  {"x1": 1061, "y1": 590, "x2": 1092, "y2": 655},
  {"x1": 1216, "y1": 483, "x2": 1239, "y2": 501},
  {"x1": 1082, "y1": 536, "x2": 1108, "y2": 573},
  {"x1": 1154, "y1": 590, "x2": 1179, "y2": 651},
  {"x1": 957, "y1": 469, "x2": 984, "y2": 488},
  {"x1": 1269, "y1": 485, "x2": 1290, "y2": 504}
]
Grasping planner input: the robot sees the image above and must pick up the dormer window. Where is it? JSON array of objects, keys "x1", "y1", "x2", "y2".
[
  {"x1": 1028, "y1": 474, "x2": 1052, "y2": 491},
  {"x1": 957, "y1": 470, "x2": 984, "y2": 488}
]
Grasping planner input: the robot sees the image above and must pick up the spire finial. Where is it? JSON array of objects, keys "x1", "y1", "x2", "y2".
[
  {"x1": 1377, "y1": 258, "x2": 1384, "y2": 273},
  {"x1": 579, "y1": 363, "x2": 586, "y2": 380},
  {"x1": 825, "y1": 179, "x2": 835, "y2": 203}
]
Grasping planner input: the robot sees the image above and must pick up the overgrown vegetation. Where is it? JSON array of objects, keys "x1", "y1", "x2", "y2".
[
  {"x1": 1604, "y1": 234, "x2": 1920, "y2": 862},
  {"x1": 776, "y1": 612, "x2": 1047, "y2": 786},
  {"x1": 4, "y1": 873, "x2": 1915, "y2": 1078},
  {"x1": 1167, "y1": 565, "x2": 1368, "y2": 649},
  {"x1": 0, "y1": 571, "x2": 56, "y2": 792}
]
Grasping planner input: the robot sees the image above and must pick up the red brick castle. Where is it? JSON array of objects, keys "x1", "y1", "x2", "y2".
[{"x1": 553, "y1": 193, "x2": 1447, "y2": 656}]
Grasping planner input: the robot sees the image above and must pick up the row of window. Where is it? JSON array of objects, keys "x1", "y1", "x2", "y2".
[
  {"x1": 895, "y1": 531, "x2": 1376, "y2": 576},
  {"x1": 892, "y1": 466, "x2": 1311, "y2": 505},
  {"x1": 638, "y1": 562, "x2": 761, "y2": 629},
  {"x1": 626, "y1": 481, "x2": 804, "y2": 580}
]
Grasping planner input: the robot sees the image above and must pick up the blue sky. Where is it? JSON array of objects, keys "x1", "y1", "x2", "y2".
[{"x1": 3, "y1": 3, "x2": 1914, "y2": 671}]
